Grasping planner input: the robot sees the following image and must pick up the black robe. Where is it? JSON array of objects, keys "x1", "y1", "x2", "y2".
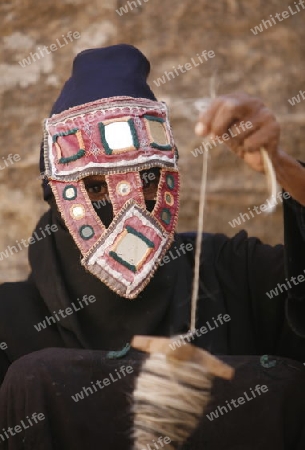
[{"x1": 0, "y1": 193, "x2": 305, "y2": 449}]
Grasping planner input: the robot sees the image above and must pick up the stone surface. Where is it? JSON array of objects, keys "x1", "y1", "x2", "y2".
[{"x1": 0, "y1": 0, "x2": 304, "y2": 282}]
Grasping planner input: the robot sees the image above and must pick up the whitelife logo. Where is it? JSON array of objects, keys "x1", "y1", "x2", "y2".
[
  {"x1": 206, "y1": 385, "x2": 269, "y2": 421},
  {"x1": 116, "y1": 0, "x2": 149, "y2": 16},
  {"x1": 250, "y1": 1, "x2": 305, "y2": 35},
  {"x1": 266, "y1": 269, "x2": 305, "y2": 299},
  {"x1": 0, "y1": 224, "x2": 58, "y2": 262},
  {"x1": 228, "y1": 192, "x2": 291, "y2": 228},
  {"x1": 33, "y1": 295, "x2": 97, "y2": 332},
  {"x1": 288, "y1": 89, "x2": 305, "y2": 106},
  {"x1": 153, "y1": 50, "x2": 215, "y2": 87},
  {"x1": 18, "y1": 31, "x2": 81, "y2": 68},
  {"x1": 0, "y1": 153, "x2": 21, "y2": 170},
  {"x1": 0, "y1": 342, "x2": 7, "y2": 352},
  {"x1": 169, "y1": 314, "x2": 231, "y2": 351},
  {"x1": 140, "y1": 436, "x2": 172, "y2": 450},
  {"x1": 0, "y1": 413, "x2": 45, "y2": 443},
  {"x1": 71, "y1": 365, "x2": 134, "y2": 402},
  {"x1": 159, "y1": 242, "x2": 193, "y2": 267},
  {"x1": 191, "y1": 121, "x2": 253, "y2": 158}
]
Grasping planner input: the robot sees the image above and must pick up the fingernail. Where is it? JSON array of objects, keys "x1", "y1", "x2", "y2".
[{"x1": 195, "y1": 122, "x2": 206, "y2": 136}]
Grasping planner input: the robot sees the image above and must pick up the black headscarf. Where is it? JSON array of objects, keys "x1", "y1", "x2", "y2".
[
  {"x1": 33, "y1": 44, "x2": 192, "y2": 350},
  {"x1": 28, "y1": 205, "x2": 193, "y2": 350}
]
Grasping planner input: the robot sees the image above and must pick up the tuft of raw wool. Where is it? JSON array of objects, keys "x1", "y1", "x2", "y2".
[
  {"x1": 133, "y1": 353, "x2": 212, "y2": 450},
  {"x1": 132, "y1": 336, "x2": 234, "y2": 450}
]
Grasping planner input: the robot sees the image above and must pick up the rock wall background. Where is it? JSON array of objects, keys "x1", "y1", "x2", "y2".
[{"x1": 0, "y1": 0, "x2": 304, "y2": 282}]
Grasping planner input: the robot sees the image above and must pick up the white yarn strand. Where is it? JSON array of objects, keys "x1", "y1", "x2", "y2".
[
  {"x1": 190, "y1": 147, "x2": 209, "y2": 333},
  {"x1": 261, "y1": 147, "x2": 278, "y2": 212}
]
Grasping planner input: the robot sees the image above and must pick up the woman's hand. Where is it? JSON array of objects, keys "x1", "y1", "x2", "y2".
[
  {"x1": 195, "y1": 92, "x2": 281, "y2": 173},
  {"x1": 195, "y1": 92, "x2": 305, "y2": 206}
]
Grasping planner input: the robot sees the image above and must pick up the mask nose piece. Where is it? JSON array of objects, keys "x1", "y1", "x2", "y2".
[{"x1": 92, "y1": 199, "x2": 156, "y2": 228}]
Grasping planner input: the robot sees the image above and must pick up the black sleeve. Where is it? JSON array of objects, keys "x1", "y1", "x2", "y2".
[
  {"x1": 213, "y1": 189, "x2": 305, "y2": 360},
  {"x1": 0, "y1": 351, "x2": 10, "y2": 385},
  {"x1": 180, "y1": 191, "x2": 305, "y2": 360},
  {"x1": 212, "y1": 230, "x2": 287, "y2": 355},
  {"x1": 283, "y1": 190, "x2": 305, "y2": 338},
  {"x1": 0, "y1": 280, "x2": 65, "y2": 367}
]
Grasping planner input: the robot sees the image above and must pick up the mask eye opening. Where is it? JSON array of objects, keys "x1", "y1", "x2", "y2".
[{"x1": 140, "y1": 168, "x2": 161, "y2": 200}]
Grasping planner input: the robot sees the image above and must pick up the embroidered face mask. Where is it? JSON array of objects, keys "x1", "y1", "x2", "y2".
[{"x1": 43, "y1": 96, "x2": 179, "y2": 299}]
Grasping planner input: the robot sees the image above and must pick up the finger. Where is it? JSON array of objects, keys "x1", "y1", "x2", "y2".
[
  {"x1": 243, "y1": 121, "x2": 280, "y2": 153},
  {"x1": 243, "y1": 151, "x2": 265, "y2": 173},
  {"x1": 212, "y1": 108, "x2": 275, "y2": 151},
  {"x1": 196, "y1": 93, "x2": 262, "y2": 137},
  {"x1": 210, "y1": 104, "x2": 270, "y2": 139},
  {"x1": 195, "y1": 97, "x2": 225, "y2": 136}
]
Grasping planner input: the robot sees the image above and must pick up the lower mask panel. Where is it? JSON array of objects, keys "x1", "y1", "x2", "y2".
[{"x1": 82, "y1": 201, "x2": 174, "y2": 298}]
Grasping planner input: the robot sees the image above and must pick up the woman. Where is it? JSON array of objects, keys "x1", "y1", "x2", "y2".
[{"x1": 0, "y1": 44, "x2": 305, "y2": 449}]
